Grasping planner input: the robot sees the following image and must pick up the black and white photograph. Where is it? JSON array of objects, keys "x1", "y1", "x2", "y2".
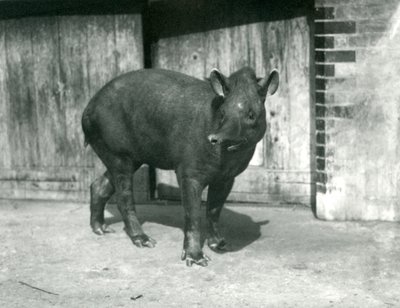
[{"x1": 0, "y1": 0, "x2": 399, "y2": 306}]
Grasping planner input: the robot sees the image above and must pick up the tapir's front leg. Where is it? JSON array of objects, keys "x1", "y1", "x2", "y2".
[
  {"x1": 177, "y1": 170, "x2": 209, "y2": 267},
  {"x1": 206, "y1": 178, "x2": 234, "y2": 252}
]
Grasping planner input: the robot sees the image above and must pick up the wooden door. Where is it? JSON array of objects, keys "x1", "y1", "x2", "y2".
[
  {"x1": 0, "y1": 15, "x2": 147, "y2": 202},
  {"x1": 150, "y1": 3, "x2": 313, "y2": 205}
]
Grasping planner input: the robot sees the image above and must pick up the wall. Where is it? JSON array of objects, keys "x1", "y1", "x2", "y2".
[
  {"x1": 0, "y1": 14, "x2": 148, "y2": 202},
  {"x1": 315, "y1": 0, "x2": 400, "y2": 220}
]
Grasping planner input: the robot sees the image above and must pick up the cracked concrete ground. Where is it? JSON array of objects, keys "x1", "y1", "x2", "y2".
[{"x1": 0, "y1": 199, "x2": 399, "y2": 307}]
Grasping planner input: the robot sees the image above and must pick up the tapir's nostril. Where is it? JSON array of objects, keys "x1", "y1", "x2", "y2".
[{"x1": 208, "y1": 134, "x2": 219, "y2": 145}]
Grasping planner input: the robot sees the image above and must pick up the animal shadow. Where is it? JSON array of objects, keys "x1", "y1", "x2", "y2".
[{"x1": 105, "y1": 202, "x2": 269, "y2": 252}]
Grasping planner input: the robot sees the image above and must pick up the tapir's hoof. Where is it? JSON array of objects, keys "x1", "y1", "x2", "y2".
[
  {"x1": 92, "y1": 223, "x2": 115, "y2": 235},
  {"x1": 181, "y1": 250, "x2": 210, "y2": 267},
  {"x1": 130, "y1": 234, "x2": 157, "y2": 248},
  {"x1": 208, "y1": 237, "x2": 230, "y2": 253}
]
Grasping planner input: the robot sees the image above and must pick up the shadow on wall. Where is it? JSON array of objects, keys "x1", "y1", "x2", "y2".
[
  {"x1": 105, "y1": 202, "x2": 269, "y2": 252},
  {"x1": 323, "y1": 3, "x2": 400, "y2": 220}
]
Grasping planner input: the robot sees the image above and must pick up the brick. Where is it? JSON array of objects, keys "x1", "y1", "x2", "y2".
[
  {"x1": 315, "y1": 7, "x2": 335, "y2": 20},
  {"x1": 325, "y1": 146, "x2": 334, "y2": 157},
  {"x1": 357, "y1": 20, "x2": 387, "y2": 33},
  {"x1": 316, "y1": 77, "x2": 356, "y2": 93},
  {"x1": 323, "y1": 92, "x2": 335, "y2": 104},
  {"x1": 316, "y1": 119, "x2": 325, "y2": 131},
  {"x1": 315, "y1": 50, "x2": 356, "y2": 63},
  {"x1": 334, "y1": 63, "x2": 356, "y2": 78},
  {"x1": 315, "y1": 21, "x2": 356, "y2": 35},
  {"x1": 335, "y1": 4, "x2": 397, "y2": 21},
  {"x1": 316, "y1": 132, "x2": 325, "y2": 144},
  {"x1": 323, "y1": 90, "x2": 354, "y2": 105},
  {"x1": 325, "y1": 77, "x2": 356, "y2": 91},
  {"x1": 316, "y1": 146, "x2": 325, "y2": 157},
  {"x1": 316, "y1": 183, "x2": 327, "y2": 194},
  {"x1": 333, "y1": 36, "x2": 350, "y2": 49},
  {"x1": 316, "y1": 64, "x2": 335, "y2": 76},
  {"x1": 346, "y1": 34, "x2": 382, "y2": 48},
  {"x1": 315, "y1": 36, "x2": 334, "y2": 49},
  {"x1": 316, "y1": 78, "x2": 327, "y2": 90},
  {"x1": 316, "y1": 91, "x2": 325, "y2": 104},
  {"x1": 326, "y1": 105, "x2": 355, "y2": 118},
  {"x1": 316, "y1": 171, "x2": 327, "y2": 184},
  {"x1": 317, "y1": 158, "x2": 326, "y2": 170},
  {"x1": 316, "y1": 105, "x2": 326, "y2": 117}
]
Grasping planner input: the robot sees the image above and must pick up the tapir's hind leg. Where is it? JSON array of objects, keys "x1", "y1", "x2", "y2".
[
  {"x1": 90, "y1": 139, "x2": 156, "y2": 248},
  {"x1": 90, "y1": 171, "x2": 115, "y2": 235}
]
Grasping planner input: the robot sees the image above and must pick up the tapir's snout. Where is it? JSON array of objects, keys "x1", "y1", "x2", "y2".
[{"x1": 208, "y1": 134, "x2": 221, "y2": 145}]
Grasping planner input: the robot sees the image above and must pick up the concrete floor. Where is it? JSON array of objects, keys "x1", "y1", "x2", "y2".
[{"x1": 0, "y1": 200, "x2": 399, "y2": 308}]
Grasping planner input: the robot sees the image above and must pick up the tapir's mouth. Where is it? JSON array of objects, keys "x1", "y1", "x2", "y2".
[
  {"x1": 226, "y1": 138, "x2": 248, "y2": 151},
  {"x1": 207, "y1": 134, "x2": 248, "y2": 151}
]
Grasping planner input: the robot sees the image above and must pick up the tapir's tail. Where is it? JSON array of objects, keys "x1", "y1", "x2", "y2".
[{"x1": 81, "y1": 109, "x2": 92, "y2": 148}]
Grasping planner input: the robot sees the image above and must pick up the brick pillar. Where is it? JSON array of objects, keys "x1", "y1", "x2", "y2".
[
  {"x1": 314, "y1": 2, "x2": 356, "y2": 199},
  {"x1": 314, "y1": 0, "x2": 400, "y2": 221}
]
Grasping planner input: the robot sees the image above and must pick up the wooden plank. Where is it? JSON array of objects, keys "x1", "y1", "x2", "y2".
[
  {"x1": 4, "y1": 18, "x2": 40, "y2": 168},
  {"x1": 154, "y1": 33, "x2": 206, "y2": 78},
  {"x1": 30, "y1": 16, "x2": 66, "y2": 168},
  {"x1": 286, "y1": 17, "x2": 311, "y2": 171},
  {"x1": 58, "y1": 16, "x2": 91, "y2": 169},
  {"x1": 0, "y1": 165, "x2": 149, "y2": 202},
  {"x1": 262, "y1": 20, "x2": 291, "y2": 170},
  {"x1": 262, "y1": 18, "x2": 311, "y2": 171},
  {"x1": 226, "y1": 191, "x2": 311, "y2": 205},
  {"x1": 24, "y1": 190, "x2": 85, "y2": 201},
  {"x1": 114, "y1": 14, "x2": 144, "y2": 73},
  {"x1": 0, "y1": 20, "x2": 11, "y2": 169},
  {"x1": 156, "y1": 167, "x2": 312, "y2": 201},
  {"x1": 0, "y1": 15, "x2": 147, "y2": 203},
  {"x1": 0, "y1": 168, "x2": 81, "y2": 182},
  {"x1": 87, "y1": 15, "x2": 119, "y2": 96},
  {"x1": 86, "y1": 15, "x2": 120, "y2": 177}
]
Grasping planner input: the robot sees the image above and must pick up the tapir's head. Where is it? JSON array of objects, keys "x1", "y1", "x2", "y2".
[{"x1": 207, "y1": 67, "x2": 279, "y2": 151}]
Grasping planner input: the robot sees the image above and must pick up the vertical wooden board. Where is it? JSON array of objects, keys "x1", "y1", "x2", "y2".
[
  {"x1": 203, "y1": 28, "x2": 233, "y2": 74},
  {"x1": 229, "y1": 25, "x2": 251, "y2": 71},
  {"x1": 86, "y1": 15, "x2": 120, "y2": 176},
  {"x1": 0, "y1": 20, "x2": 11, "y2": 169},
  {"x1": 262, "y1": 20, "x2": 291, "y2": 170},
  {"x1": 5, "y1": 18, "x2": 40, "y2": 168},
  {"x1": 30, "y1": 17, "x2": 65, "y2": 168},
  {"x1": 115, "y1": 14, "x2": 144, "y2": 73},
  {"x1": 247, "y1": 23, "x2": 266, "y2": 77},
  {"x1": 87, "y1": 15, "x2": 119, "y2": 96},
  {"x1": 58, "y1": 16, "x2": 91, "y2": 168},
  {"x1": 154, "y1": 33, "x2": 206, "y2": 78},
  {"x1": 286, "y1": 17, "x2": 310, "y2": 171},
  {"x1": 247, "y1": 23, "x2": 266, "y2": 166},
  {"x1": 153, "y1": 33, "x2": 207, "y2": 190},
  {"x1": 262, "y1": 18, "x2": 310, "y2": 171},
  {"x1": 250, "y1": 141, "x2": 264, "y2": 166}
]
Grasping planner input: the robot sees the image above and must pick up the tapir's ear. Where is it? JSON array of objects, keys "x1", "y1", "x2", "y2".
[
  {"x1": 209, "y1": 68, "x2": 229, "y2": 97},
  {"x1": 258, "y1": 69, "x2": 279, "y2": 97}
]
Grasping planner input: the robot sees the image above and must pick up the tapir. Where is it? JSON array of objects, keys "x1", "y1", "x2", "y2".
[{"x1": 81, "y1": 67, "x2": 279, "y2": 266}]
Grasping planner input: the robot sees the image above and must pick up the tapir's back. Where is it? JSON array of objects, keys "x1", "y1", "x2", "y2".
[{"x1": 82, "y1": 69, "x2": 215, "y2": 168}]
